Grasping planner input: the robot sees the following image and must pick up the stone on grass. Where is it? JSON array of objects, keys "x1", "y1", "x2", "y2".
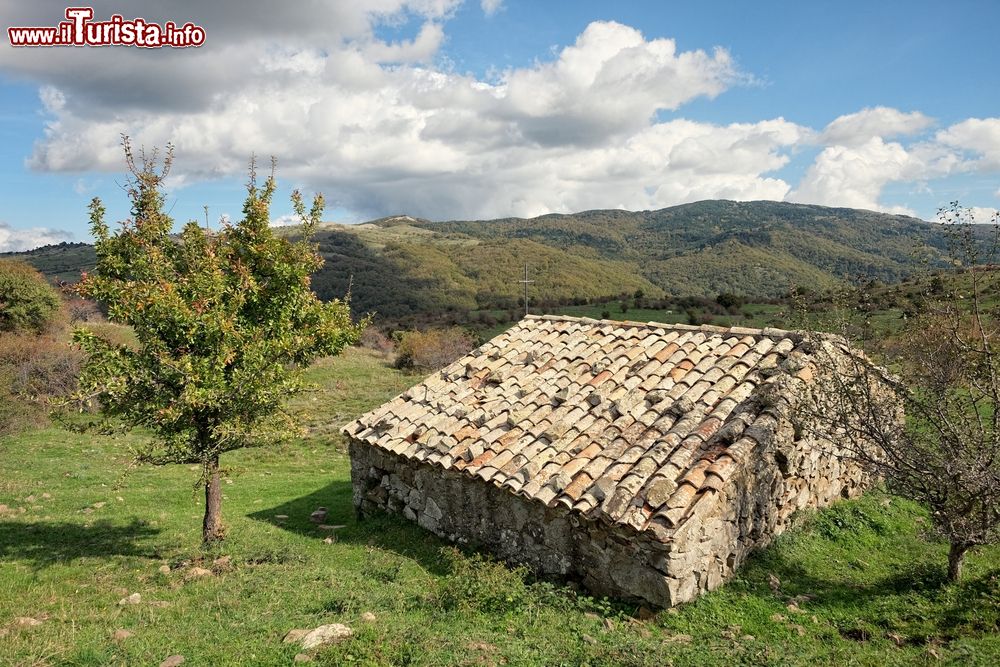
[
  {"x1": 160, "y1": 656, "x2": 184, "y2": 667},
  {"x1": 283, "y1": 629, "x2": 310, "y2": 644},
  {"x1": 294, "y1": 654, "x2": 313, "y2": 663},
  {"x1": 300, "y1": 623, "x2": 353, "y2": 650},
  {"x1": 113, "y1": 629, "x2": 134, "y2": 641},
  {"x1": 158, "y1": 565, "x2": 171, "y2": 575},
  {"x1": 361, "y1": 612, "x2": 376, "y2": 622},
  {"x1": 14, "y1": 617, "x2": 43, "y2": 627},
  {"x1": 118, "y1": 593, "x2": 141, "y2": 606},
  {"x1": 186, "y1": 567, "x2": 214, "y2": 579}
]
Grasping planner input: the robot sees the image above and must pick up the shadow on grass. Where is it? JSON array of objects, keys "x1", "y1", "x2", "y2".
[
  {"x1": 248, "y1": 480, "x2": 450, "y2": 575},
  {"x1": 0, "y1": 519, "x2": 161, "y2": 567},
  {"x1": 745, "y1": 548, "x2": 1000, "y2": 642}
]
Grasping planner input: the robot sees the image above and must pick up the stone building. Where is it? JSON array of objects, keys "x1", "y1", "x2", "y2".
[{"x1": 343, "y1": 315, "x2": 872, "y2": 607}]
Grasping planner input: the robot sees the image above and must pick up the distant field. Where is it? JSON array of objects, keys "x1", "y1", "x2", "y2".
[{"x1": 1, "y1": 348, "x2": 998, "y2": 665}]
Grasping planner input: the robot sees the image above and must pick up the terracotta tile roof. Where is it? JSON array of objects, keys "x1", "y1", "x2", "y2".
[{"x1": 343, "y1": 315, "x2": 820, "y2": 542}]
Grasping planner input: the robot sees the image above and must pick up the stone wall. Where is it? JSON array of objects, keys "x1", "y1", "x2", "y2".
[
  {"x1": 657, "y1": 403, "x2": 872, "y2": 604},
  {"x1": 350, "y1": 439, "x2": 675, "y2": 606}
]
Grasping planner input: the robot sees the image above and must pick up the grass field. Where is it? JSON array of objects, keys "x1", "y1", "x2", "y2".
[{"x1": 1, "y1": 348, "x2": 998, "y2": 666}]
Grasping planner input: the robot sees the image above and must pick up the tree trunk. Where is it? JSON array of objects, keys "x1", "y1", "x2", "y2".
[
  {"x1": 202, "y1": 455, "x2": 224, "y2": 544},
  {"x1": 947, "y1": 542, "x2": 967, "y2": 582}
]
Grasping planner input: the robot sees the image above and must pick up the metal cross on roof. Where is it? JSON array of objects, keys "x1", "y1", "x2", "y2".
[{"x1": 518, "y1": 264, "x2": 534, "y2": 318}]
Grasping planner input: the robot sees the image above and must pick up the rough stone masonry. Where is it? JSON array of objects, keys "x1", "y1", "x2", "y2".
[{"x1": 343, "y1": 315, "x2": 877, "y2": 607}]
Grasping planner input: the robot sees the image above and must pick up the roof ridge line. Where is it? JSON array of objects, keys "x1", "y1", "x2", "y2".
[{"x1": 523, "y1": 313, "x2": 807, "y2": 342}]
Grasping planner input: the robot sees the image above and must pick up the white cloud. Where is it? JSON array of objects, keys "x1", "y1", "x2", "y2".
[
  {"x1": 790, "y1": 111, "x2": 991, "y2": 216},
  {"x1": 936, "y1": 117, "x2": 1000, "y2": 170},
  {"x1": 481, "y1": 0, "x2": 504, "y2": 17},
  {"x1": 968, "y1": 207, "x2": 1000, "y2": 224},
  {"x1": 270, "y1": 214, "x2": 303, "y2": 227},
  {"x1": 790, "y1": 137, "x2": 939, "y2": 215},
  {"x1": 362, "y1": 21, "x2": 445, "y2": 64},
  {"x1": 819, "y1": 107, "x2": 933, "y2": 147},
  {"x1": 0, "y1": 221, "x2": 73, "y2": 252},
  {"x1": 12, "y1": 16, "x2": 767, "y2": 220}
]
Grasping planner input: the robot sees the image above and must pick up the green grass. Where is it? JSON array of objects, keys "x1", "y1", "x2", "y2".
[{"x1": 1, "y1": 348, "x2": 998, "y2": 666}]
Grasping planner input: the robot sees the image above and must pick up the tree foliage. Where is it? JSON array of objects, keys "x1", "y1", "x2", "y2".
[
  {"x1": 806, "y1": 203, "x2": 1000, "y2": 582},
  {"x1": 71, "y1": 139, "x2": 364, "y2": 542}
]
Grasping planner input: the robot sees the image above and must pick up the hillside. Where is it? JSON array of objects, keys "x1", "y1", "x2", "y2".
[{"x1": 2, "y1": 201, "x2": 975, "y2": 327}]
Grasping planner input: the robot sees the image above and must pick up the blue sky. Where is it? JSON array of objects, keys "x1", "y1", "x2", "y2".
[{"x1": 1, "y1": 0, "x2": 998, "y2": 251}]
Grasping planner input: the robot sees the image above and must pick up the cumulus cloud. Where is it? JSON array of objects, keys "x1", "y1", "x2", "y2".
[
  {"x1": 0, "y1": 221, "x2": 73, "y2": 252},
  {"x1": 791, "y1": 141, "x2": 912, "y2": 214},
  {"x1": 936, "y1": 117, "x2": 1000, "y2": 170},
  {"x1": 819, "y1": 107, "x2": 933, "y2": 147},
  {"x1": 7, "y1": 9, "x2": 773, "y2": 220},
  {"x1": 791, "y1": 108, "x2": 990, "y2": 215}
]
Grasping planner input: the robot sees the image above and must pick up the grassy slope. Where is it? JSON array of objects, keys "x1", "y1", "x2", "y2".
[{"x1": 1, "y1": 349, "x2": 998, "y2": 666}]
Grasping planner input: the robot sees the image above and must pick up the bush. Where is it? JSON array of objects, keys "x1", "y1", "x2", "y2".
[
  {"x1": 394, "y1": 327, "x2": 474, "y2": 371},
  {"x1": 0, "y1": 259, "x2": 63, "y2": 333},
  {"x1": 436, "y1": 547, "x2": 529, "y2": 614},
  {"x1": 65, "y1": 297, "x2": 103, "y2": 323},
  {"x1": 0, "y1": 331, "x2": 82, "y2": 435},
  {"x1": 358, "y1": 325, "x2": 395, "y2": 355}
]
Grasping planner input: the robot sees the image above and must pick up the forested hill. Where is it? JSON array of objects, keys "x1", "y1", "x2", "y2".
[{"x1": 4, "y1": 200, "x2": 967, "y2": 327}]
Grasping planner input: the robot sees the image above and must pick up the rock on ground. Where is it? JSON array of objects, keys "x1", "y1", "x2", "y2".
[
  {"x1": 283, "y1": 629, "x2": 310, "y2": 644},
  {"x1": 300, "y1": 624, "x2": 353, "y2": 650},
  {"x1": 185, "y1": 567, "x2": 214, "y2": 579},
  {"x1": 160, "y1": 656, "x2": 184, "y2": 667}
]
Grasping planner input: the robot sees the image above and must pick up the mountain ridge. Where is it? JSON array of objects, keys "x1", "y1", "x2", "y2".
[{"x1": 3, "y1": 200, "x2": 972, "y2": 327}]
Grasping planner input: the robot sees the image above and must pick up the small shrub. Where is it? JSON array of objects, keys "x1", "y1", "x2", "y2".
[
  {"x1": 65, "y1": 297, "x2": 103, "y2": 323},
  {"x1": 0, "y1": 331, "x2": 82, "y2": 435},
  {"x1": 436, "y1": 547, "x2": 529, "y2": 614},
  {"x1": 0, "y1": 333, "x2": 81, "y2": 399},
  {"x1": 394, "y1": 327, "x2": 474, "y2": 371},
  {"x1": 0, "y1": 259, "x2": 63, "y2": 333},
  {"x1": 359, "y1": 325, "x2": 395, "y2": 355}
]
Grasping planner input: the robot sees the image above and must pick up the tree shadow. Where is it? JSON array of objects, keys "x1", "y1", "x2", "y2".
[
  {"x1": 247, "y1": 480, "x2": 451, "y2": 575},
  {"x1": 744, "y1": 547, "x2": 1000, "y2": 642},
  {"x1": 0, "y1": 519, "x2": 162, "y2": 567}
]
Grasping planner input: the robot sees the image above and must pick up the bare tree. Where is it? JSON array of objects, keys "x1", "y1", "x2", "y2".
[{"x1": 804, "y1": 202, "x2": 1000, "y2": 582}]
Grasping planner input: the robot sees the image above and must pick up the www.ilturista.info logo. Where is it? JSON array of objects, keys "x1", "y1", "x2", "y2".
[{"x1": 7, "y1": 7, "x2": 206, "y2": 48}]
